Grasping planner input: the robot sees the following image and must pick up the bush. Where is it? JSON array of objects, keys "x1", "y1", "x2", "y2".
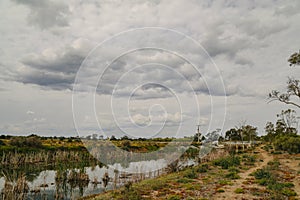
[
  {"x1": 234, "y1": 188, "x2": 244, "y2": 194},
  {"x1": 0, "y1": 140, "x2": 5, "y2": 146},
  {"x1": 267, "y1": 160, "x2": 280, "y2": 170},
  {"x1": 228, "y1": 167, "x2": 240, "y2": 173},
  {"x1": 213, "y1": 155, "x2": 240, "y2": 169},
  {"x1": 167, "y1": 159, "x2": 181, "y2": 173},
  {"x1": 273, "y1": 135, "x2": 300, "y2": 154},
  {"x1": 252, "y1": 168, "x2": 271, "y2": 180},
  {"x1": 10, "y1": 136, "x2": 42, "y2": 148},
  {"x1": 184, "y1": 169, "x2": 197, "y2": 179},
  {"x1": 121, "y1": 140, "x2": 131, "y2": 151},
  {"x1": 177, "y1": 178, "x2": 194, "y2": 183},
  {"x1": 252, "y1": 167, "x2": 296, "y2": 197},
  {"x1": 281, "y1": 188, "x2": 297, "y2": 196},
  {"x1": 225, "y1": 172, "x2": 240, "y2": 179},
  {"x1": 242, "y1": 154, "x2": 256, "y2": 165},
  {"x1": 196, "y1": 164, "x2": 209, "y2": 173}
]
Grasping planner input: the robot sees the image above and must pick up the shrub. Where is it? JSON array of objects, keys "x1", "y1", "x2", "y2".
[
  {"x1": 217, "y1": 189, "x2": 225, "y2": 193},
  {"x1": 121, "y1": 181, "x2": 142, "y2": 200},
  {"x1": 184, "y1": 169, "x2": 197, "y2": 179},
  {"x1": 218, "y1": 180, "x2": 232, "y2": 185},
  {"x1": 177, "y1": 178, "x2": 194, "y2": 183},
  {"x1": 281, "y1": 188, "x2": 297, "y2": 196},
  {"x1": 121, "y1": 140, "x2": 131, "y2": 151},
  {"x1": 10, "y1": 136, "x2": 42, "y2": 148},
  {"x1": 0, "y1": 140, "x2": 5, "y2": 146},
  {"x1": 267, "y1": 160, "x2": 280, "y2": 170},
  {"x1": 252, "y1": 168, "x2": 271, "y2": 180},
  {"x1": 228, "y1": 167, "x2": 240, "y2": 173},
  {"x1": 234, "y1": 188, "x2": 244, "y2": 194},
  {"x1": 196, "y1": 164, "x2": 209, "y2": 173},
  {"x1": 257, "y1": 178, "x2": 269, "y2": 186},
  {"x1": 167, "y1": 159, "x2": 181, "y2": 173},
  {"x1": 213, "y1": 155, "x2": 240, "y2": 169},
  {"x1": 225, "y1": 172, "x2": 240, "y2": 179},
  {"x1": 242, "y1": 154, "x2": 256, "y2": 165},
  {"x1": 273, "y1": 135, "x2": 300, "y2": 154}
]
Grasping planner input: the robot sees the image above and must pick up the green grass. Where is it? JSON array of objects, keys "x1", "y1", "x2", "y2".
[
  {"x1": 234, "y1": 188, "x2": 244, "y2": 194},
  {"x1": 213, "y1": 155, "x2": 240, "y2": 169},
  {"x1": 252, "y1": 160, "x2": 297, "y2": 198}
]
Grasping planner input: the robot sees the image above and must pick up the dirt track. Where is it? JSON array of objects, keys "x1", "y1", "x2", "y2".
[{"x1": 213, "y1": 148, "x2": 273, "y2": 200}]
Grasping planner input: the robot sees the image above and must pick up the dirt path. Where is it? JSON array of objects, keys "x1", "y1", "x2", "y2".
[{"x1": 213, "y1": 147, "x2": 273, "y2": 200}]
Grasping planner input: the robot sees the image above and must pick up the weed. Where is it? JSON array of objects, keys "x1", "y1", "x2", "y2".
[
  {"x1": 177, "y1": 178, "x2": 194, "y2": 183},
  {"x1": 242, "y1": 154, "x2": 256, "y2": 162},
  {"x1": 252, "y1": 168, "x2": 271, "y2": 179},
  {"x1": 225, "y1": 172, "x2": 240, "y2": 180},
  {"x1": 213, "y1": 155, "x2": 240, "y2": 169},
  {"x1": 234, "y1": 188, "x2": 244, "y2": 194},
  {"x1": 218, "y1": 180, "x2": 232, "y2": 185},
  {"x1": 281, "y1": 188, "x2": 297, "y2": 196},
  {"x1": 183, "y1": 169, "x2": 197, "y2": 179},
  {"x1": 196, "y1": 164, "x2": 209, "y2": 173},
  {"x1": 228, "y1": 167, "x2": 240, "y2": 173},
  {"x1": 267, "y1": 160, "x2": 280, "y2": 170},
  {"x1": 168, "y1": 195, "x2": 181, "y2": 200},
  {"x1": 217, "y1": 188, "x2": 225, "y2": 193}
]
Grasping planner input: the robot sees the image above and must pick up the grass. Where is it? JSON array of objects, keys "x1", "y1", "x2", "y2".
[
  {"x1": 86, "y1": 149, "x2": 258, "y2": 200},
  {"x1": 251, "y1": 159, "x2": 297, "y2": 198},
  {"x1": 196, "y1": 164, "x2": 209, "y2": 173},
  {"x1": 218, "y1": 180, "x2": 233, "y2": 185},
  {"x1": 213, "y1": 155, "x2": 240, "y2": 169},
  {"x1": 234, "y1": 188, "x2": 244, "y2": 194},
  {"x1": 225, "y1": 171, "x2": 240, "y2": 179},
  {"x1": 183, "y1": 169, "x2": 198, "y2": 179}
]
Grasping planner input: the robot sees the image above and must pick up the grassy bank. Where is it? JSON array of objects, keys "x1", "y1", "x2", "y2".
[{"x1": 83, "y1": 145, "x2": 299, "y2": 200}]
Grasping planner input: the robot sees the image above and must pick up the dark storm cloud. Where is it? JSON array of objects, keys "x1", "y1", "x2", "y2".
[
  {"x1": 12, "y1": 39, "x2": 92, "y2": 90},
  {"x1": 16, "y1": 69, "x2": 74, "y2": 90},
  {"x1": 21, "y1": 50, "x2": 86, "y2": 75}
]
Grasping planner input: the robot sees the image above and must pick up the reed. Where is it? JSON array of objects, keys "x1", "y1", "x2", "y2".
[{"x1": 1, "y1": 174, "x2": 29, "y2": 200}]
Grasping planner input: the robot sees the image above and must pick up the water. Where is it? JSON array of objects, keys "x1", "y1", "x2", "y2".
[{"x1": 0, "y1": 158, "x2": 192, "y2": 200}]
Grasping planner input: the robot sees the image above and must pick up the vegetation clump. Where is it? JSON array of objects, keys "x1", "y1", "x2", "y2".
[
  {"x1": 196, "y1": 164, "x2": 209, "y2": 173},
  {"x1": 213, "y1": 155, "x2": 240, "y2": 169},
  {"x1": 252, "y1": 164, "x2": 297, "y2": 198},
  {"x1": 234, "y1": 188, "x2": 244, "y2": 194},
  {"x1": 183, "y1": 169, "x2": 198, "y2": 179}
]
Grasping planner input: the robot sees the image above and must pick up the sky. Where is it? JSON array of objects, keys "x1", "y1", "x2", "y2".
[{"x1": 0, "y1": 0, "x2": 299, "y2": 138}]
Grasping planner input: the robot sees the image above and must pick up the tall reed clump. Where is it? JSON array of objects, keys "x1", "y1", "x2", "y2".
[
  {"x1": 0, "y1": 150, "x2": 98, "y2": 167},
  {"x1": 67, "y1": 169, "x2": 89, "y2": 188},
  {"x1": 1, "y1": 174, "x2": 29, "y2": 200}
]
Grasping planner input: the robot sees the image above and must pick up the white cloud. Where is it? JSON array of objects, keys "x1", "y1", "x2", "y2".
[
  {"x1": 0, "y1": 0, "x2": 299, "y2": 136},
  {"x1": 26, "y1": 110, "x2": 34, "y2": 115}
]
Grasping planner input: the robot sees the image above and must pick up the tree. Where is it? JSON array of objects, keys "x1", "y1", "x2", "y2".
[
  {"x1": 225, "y1": 128, "x2": 241, "y2": 141},
  {"x1": 277, "y1": 109, "x2": 298, "y2": 130},
  {"x1": 288, "y1": 50, "x2": 300, "y2": 66},
  {"x1": 264, "y1": 109, "x2": 298, "y2": 143},
  {"x1": 269, "y1": 51, "x2": 300, "y2": 109},
  {"x1": 225, "y1": 124, "x2": 257, "y2": 142},
  {"x1": 110, "y1": 135, "x2": 117, "y2": 140},
  {"x1": 203, "y1": 129, "x2": 221, "y2": 143},
  {"x1": 240, "y1": 125, "x2": 258, "y2": 142},
  {"x1": 264, "y1": 121, "x2": 275, "y2": 142}
]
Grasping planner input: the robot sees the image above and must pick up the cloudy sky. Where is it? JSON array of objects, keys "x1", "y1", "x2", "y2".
[{"x1": 0, "y1": 0, "x2": 299, "y2": 138}]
